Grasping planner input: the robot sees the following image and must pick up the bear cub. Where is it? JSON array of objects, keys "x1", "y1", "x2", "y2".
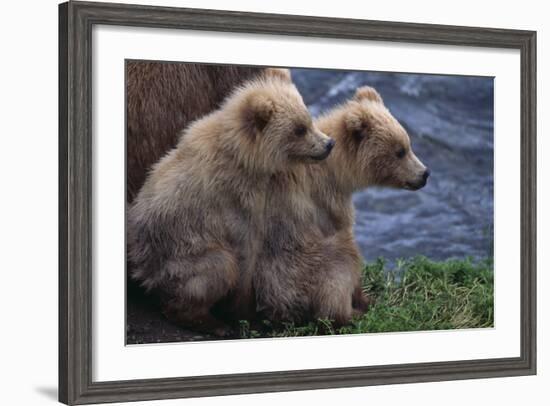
[
  {"x1": 252, "y1": 85, "x2": 429, "y2": 326},
  {"x1": 127, "y1": 72, "x2": 333, "y2": 336}
]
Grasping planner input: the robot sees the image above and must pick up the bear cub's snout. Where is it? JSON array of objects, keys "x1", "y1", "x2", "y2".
[
  {"x1": 407, "y1": 167, "x2": 430, "y2": 190},
  {"x1": 310, "y1": 136, "x2": 335, "y2": 161}
]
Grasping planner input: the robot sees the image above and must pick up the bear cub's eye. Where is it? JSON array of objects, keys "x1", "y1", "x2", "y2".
[
  {"x1": 352, "y1": 129, "x2": 363, "y2": 139},
  {"x1": 294, "y1": 124, "x2": 307, "y2": 137},
  {"x1": 396, "y1": 147, "x2": 407, "y2": 159},
  {"x1": 353, "y1": 122, "x2": 369, "y2": 140}
]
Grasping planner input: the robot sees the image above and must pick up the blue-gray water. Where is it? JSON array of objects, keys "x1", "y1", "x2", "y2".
[{"x1": 291, "y1": 69, "x2": 494, "y2": 263}]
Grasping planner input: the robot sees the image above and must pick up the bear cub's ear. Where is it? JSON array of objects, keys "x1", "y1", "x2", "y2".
[
  {"x1": 264, "y1": 68, "x2": 292, "y2": 83},
  {"x1": 354, "y1": 86, "x2": 383, "y2": 104},
  {"x1": 243, "y1": 91, "x2": 275, "y2": 133}
]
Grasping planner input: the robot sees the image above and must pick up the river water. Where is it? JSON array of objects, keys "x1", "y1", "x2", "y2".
[{"x1": 292, "y1": 69, "x2": 494, "y2": 263}]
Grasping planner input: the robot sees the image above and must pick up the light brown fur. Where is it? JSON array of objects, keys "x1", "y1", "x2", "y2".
[
  {"x1": 252, "y1": 86, "x2": 429, "y2": 325},
  {"x1": 127, "y1": 73, "x2": 333, "y2": 335}
]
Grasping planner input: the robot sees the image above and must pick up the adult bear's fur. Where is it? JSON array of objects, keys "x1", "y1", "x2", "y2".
[{"x1": 126, "y1": 61, "x2": 265, "y2": 202}]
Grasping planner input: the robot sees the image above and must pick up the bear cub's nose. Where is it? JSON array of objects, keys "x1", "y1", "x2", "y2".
[
  {"x1": 422, "y1": 168, "x2": 431, "y2": 181},
  {"x1": 325, "y1": 139, "x2": 336, "y2": 152}
]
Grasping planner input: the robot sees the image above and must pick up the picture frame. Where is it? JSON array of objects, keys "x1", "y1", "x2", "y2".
[{"x1": 59, "y1": 1, "x2": 536, "y2": 404}]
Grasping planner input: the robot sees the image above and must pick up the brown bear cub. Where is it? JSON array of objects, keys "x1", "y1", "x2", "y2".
[
  {"x1": 127, "y1": 72, "x2": 333, "y2": 336},
  {"x1": 253, "y1": 85, "x2": 429, "y2": 326}
]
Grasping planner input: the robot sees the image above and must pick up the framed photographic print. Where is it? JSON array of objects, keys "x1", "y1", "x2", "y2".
[{"x1": 59, "y1": 1, "x2": 536, "y2": 404}]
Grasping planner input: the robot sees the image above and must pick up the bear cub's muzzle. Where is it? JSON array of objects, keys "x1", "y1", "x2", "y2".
[
  {"x1": 311, "y1": 138, "x2": 336, "y2": 161},
  {"x1": 406, "y1": 167, "x2": 430, "y2": 190}
]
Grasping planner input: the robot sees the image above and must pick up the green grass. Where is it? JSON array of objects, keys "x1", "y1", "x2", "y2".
[{"x1": 239, "y1": 256, "x2": 494, "y2": 339}]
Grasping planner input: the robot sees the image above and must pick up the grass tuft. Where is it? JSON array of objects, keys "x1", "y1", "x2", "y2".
[{"x1": 239, "y1": 256, "x2": 493, "y2": 339}]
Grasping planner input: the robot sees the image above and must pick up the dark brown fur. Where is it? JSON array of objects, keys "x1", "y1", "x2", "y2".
[{"x1": 126, "y1": 62, "x2": 265, "y2": 202}]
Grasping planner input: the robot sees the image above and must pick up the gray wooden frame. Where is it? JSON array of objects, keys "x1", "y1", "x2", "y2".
[{"x1": 59, "y1": 1, "x2": 537, "y2": 404}]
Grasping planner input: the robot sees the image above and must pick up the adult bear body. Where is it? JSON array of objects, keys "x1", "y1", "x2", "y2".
[{"x1": 126, "y1": 62, "x2": 265, "y2": 202}]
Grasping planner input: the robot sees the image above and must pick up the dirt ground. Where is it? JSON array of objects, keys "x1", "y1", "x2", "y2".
[{"x1": 126, "y1": 280, "x2": 231, "y2": 344}]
